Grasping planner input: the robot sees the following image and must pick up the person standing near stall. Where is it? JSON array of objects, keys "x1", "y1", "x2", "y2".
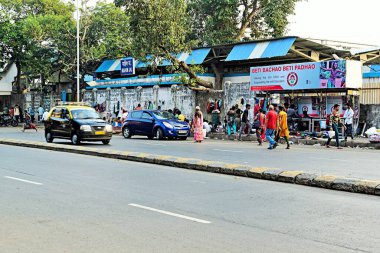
[
  {"x1": 276, "y1": 106, "x2": 291, "y2": 149},
  {"x1": 343, "y1": 103, "x2": 354, "y2": 143},
  {"x1": 265, "y1": 105, "x2": 278, "y2": 150},
  {"x1": 14, "y1": 105, "x2": 20, "y2": 122},
  {"x1": 238, "y1": 104, "x2": 252, "y2": 141},
  {"x1": 326, "y1": 104, "x2": 343, "y2": 149},
  {"x1": 192, "y1": 106, "x2": 204, "y2": 143}
]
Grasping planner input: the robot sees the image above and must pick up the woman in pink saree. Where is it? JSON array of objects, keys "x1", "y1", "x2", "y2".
[{"x1": 193, "y1": 106, "x2": 204, "y2": 143}]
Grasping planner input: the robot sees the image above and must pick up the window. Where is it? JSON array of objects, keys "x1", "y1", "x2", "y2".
[
  {"x1": 141, "y1": 112, "x2": 153, "y2": 120},
  {"x1": 131, "y1": 111, "x2": 143, "y2": 119},
  {"x1": 71, "y1": 109, "x2": 100, "y2": 119}
]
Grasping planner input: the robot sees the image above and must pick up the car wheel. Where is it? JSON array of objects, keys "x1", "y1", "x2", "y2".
[
  {"x1": 123, "y1": 127, "x2": 132, "y2": 139},
  {"x1": 180, "y1": 137, "x2": 187, "y2": 140},
  {"x1": 71, "y1": 133, "x2": 81, "y2": 145},
  {"x1": 155, "y1": 128, "x2": 164, "y2": 140},
  {"x1": 102, "y1": 140, "x2": 110, "y2": 145},
  {"x1": 11, "y1": 120, "x2": 18, "y2": 127},
  {"x1": 45, "y1": 132, "x2": 54, "y2": 143}
]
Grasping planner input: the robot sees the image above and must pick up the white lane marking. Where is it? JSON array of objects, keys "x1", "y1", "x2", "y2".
[
  {"x1": 144, "y1": 142, "x2": 166, "y2": 146},
  {"x1": 128, "y1": 203, "x2": 211, "y2": 224},
  {"x1": 213, "y1": 149, "x2": 244, "y2": 153},
  {"x1": 4, "y1": 176, "x2": 43, "y2": 185},
  {"x1": 311, "y1": 157, "x2": 347, "y2": 162}
]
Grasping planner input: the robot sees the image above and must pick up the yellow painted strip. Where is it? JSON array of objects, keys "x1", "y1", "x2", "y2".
[
  {"x1": 314, "y1": 175, "x2": 337, "y2": 182},
  {"x1": 249, "y1": 167, "x2": 270, "y2": 174},
  {"x1": 280, "y1": 171, "x2": 303, "y2": 177},
  {"x1": 224, "y1": 164, "x2": 241, "y2": 169},
  {"x1": 356, "y1": 180, "x2": 380, "y2": 188}
]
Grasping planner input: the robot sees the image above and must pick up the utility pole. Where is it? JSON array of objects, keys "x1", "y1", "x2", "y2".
[{"x1": 76, "y1": 0, "x2": 80, "y2": 102}]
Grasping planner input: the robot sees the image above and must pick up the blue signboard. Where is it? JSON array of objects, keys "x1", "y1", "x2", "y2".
[{"x1": 121, "y1": 58, "x2": 135, "y2": 76}]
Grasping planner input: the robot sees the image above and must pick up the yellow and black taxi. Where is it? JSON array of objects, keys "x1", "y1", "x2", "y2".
[{"x1": 44, "y1": 103, "x2": 112, "y2": 145}]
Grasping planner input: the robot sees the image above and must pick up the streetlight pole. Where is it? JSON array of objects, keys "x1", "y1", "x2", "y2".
[{"x1": 76, "y1": 0, "x2": 80, "y2": 102}]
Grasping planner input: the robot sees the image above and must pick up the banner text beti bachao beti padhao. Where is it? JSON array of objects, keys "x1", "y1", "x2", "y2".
[{"x1": 250, "y1": 60, "x2": 349, "y2": 91}]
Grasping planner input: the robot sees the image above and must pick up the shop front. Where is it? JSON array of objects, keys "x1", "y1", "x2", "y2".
[{"x1": 250, "y1": 60, "x2": 363, "y2": 134}]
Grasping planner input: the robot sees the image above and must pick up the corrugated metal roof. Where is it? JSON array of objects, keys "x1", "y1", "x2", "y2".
[
  {"x1": 95, "y1": 48, "x2": 211, "y2": 73},
  {"x1": 95, "y1": 60, "x2": 118, "y2": 73},
  {"x1": 225, "y1": 37, "x2": 296, "y2": 61},
  {"x1": 360, "y1": 78, "x2": 380, "y2": 105}
]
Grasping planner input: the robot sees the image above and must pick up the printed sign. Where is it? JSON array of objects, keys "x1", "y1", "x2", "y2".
[
  {"x1": 121, "y1": 58, "x2": 135, "y2": 76},
  {"x1": 250, "y1": 60, "x2": 353, "y2": 91}
]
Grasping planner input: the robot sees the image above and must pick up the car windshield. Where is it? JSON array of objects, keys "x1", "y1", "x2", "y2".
[
  {"x1": 152, "y1": 111, "x2": 176, "y2": 120},
  {"x1": 71, "y1": 109, "x2": 101, "y2": 119}
]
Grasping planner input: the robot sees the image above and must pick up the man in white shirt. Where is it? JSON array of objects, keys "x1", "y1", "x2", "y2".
[
  {"x1": 42, "y1": 109, "x2": 49, "y2": 123},
  {"x1": 343, "y1": 103, "x2": 354, "y2": 141}
]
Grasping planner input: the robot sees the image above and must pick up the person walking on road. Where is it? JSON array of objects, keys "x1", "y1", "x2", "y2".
[
  {"x1": 14, "y1": 105, "x2": 20, "y2": 122},
  {"x1": 193, "y1": 106, "x2": 204, "y2": 143},
  {"x1": 343, "y1": 103, "x2": 354, "y2": 143},
  {"x1": 38, "y1": 105, "x2": 44, "y2": 123},
  {"x1": 254, "y1": 108, "x2": 265, "y2": 145},
  {"x1": 238, "y1": 104, "x2": 252, "y2": 141},
  {"x1": 326, "y1": 104, "x2": 343, "y2": 149},
  {"x1": 28, "y1": 106, "x2": 35, "y2": 124},
  {"x1": 275, "y1": 106, "x2": 291, "y2": 149},
  {"x1": 265, "y1": 105, "x2": 278, "y2": 150}
]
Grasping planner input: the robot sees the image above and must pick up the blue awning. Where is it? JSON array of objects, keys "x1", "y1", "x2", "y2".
[
  {"x1": 95, "y1": 60, "x2": 120, "y2": 73},
  {"x1": 225, "y1": 37, "x2": 296, "y2": 61},
  {"x1": 95, "y1": 48, "x2": 211, "y2": 73},
  {"x1": 185, "y1": 48, "x2": 211, "y2": 65}
]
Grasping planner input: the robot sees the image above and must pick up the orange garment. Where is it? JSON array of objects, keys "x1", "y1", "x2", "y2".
[{"x1": 277, "y1": 111, "x2": 289, "y2": 137}]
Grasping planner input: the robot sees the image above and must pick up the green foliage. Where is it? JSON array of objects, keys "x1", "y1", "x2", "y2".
[
  {"x1": 187, "y1": 0, "x2": 240, "y2": 46},
  {"x1": 124, "y1": 0, "x2": 190, "y2": 60},
  {"x1": 0, "y1": 0, "x2": 131, "y2": 89},
  {"x1": 187, "y1": 0, "x2": 300, "y2": 46}
]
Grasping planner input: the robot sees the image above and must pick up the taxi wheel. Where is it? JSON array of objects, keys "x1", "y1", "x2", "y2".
[
  {"x1": 71, "y1": 133, "x2": 81, "y2": 145},
  {"x1": 123, "y1": 127, "x2": 132, "y2": 139},
  {"x1": 45, "y1": 132, "x2": 54, "y2": 143},
  {"x1": 102, "y1": 140, "x2": 110, "y2": 145}
]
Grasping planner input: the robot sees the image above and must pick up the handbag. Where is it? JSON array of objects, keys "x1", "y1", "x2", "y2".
[{"x1": 328, "y1": 130, "x2": 335, "y2": 138}]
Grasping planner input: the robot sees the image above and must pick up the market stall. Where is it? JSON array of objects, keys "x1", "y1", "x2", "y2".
[{"x1": 250, "y1": 60, "x2": 363, "y2": 135}]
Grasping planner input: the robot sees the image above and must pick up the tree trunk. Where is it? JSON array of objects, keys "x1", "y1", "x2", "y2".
[
  {"x1": 15, "y1": 61, "x2": 22, "y2": 93},
  {"x1": 160, "y1": 46, "x2": 213, "y2": 89},
  {"x1": 235, "y1": 0, "x2": 259, "y2": 41}
]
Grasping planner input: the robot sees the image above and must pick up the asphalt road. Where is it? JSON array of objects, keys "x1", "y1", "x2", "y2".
[
  {"x1": 1, "y1": 145, "x2": 380, "y2": 253},
  {"x1": 1, "y1": 127, "x2": 379, "y2": 180}
]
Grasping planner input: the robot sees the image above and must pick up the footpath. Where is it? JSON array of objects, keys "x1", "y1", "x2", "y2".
[
  {"x1": 1, "y1": 137, "x2": 380, "y2": 197},
  {"x1": 209, "y1": 133, "x2": 380, "y2": 149}
]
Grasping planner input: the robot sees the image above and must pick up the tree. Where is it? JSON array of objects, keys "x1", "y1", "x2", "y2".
[
  {"x1": 116, "y1": 0, "x2": 213, "y2": 90},
  {"x1": 187, "y1": 0, "x2": 300, "y2": 46},
  {"x1": 0, "y1": 0, "x2": 74, "y2": 91},
  {"x1": 0, "y1": 0, "x2": 131, "y2": 92}
]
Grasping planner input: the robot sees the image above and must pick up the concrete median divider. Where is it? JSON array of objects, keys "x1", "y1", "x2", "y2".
[{"x1": 1, "y1": 138, "x2": 380, "y2": 197}]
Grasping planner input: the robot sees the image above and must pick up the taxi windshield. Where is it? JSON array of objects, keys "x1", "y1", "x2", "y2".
[{"x1": 71, "y1": 109, "x2": 100, "y2": 119}]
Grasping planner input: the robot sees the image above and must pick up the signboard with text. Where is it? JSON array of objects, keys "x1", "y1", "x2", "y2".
[
  {"x1": 121, "y1": 58, "x2": 135, "y2": 76},
  {"x1": 250, "y1": 60, "x2": 362, "y2": 91}
]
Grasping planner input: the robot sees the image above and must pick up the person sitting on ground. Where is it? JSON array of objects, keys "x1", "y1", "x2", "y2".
[
  {"x1": 203, "y1": 120, "x2": 212, "y2": 137},
  {"x1": 135, "y1": 104, "x2": 142, "y2": 110}
]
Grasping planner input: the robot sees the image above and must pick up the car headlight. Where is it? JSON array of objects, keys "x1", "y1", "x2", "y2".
[
  {"x1": 163, "y1": 122, "x2": 173, "y2": 129},
  {"x1": 80, "y1": 125, "x2": 92, "y2": 131},
  {"x1": 105, "y1": 124, "x2": 113, "y2": 132}
]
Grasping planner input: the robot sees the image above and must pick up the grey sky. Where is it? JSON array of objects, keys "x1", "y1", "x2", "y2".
[{"x1": 87, "y1": 0, "x2": 380, "y2": 46}]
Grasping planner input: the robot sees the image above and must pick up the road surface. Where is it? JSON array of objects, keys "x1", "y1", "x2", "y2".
[
  {"x1": 0, "y1": 127, "x2": 379, "y2": 180},
  {"x1": 1, "y1": 145, "x2": 380, "y2": 253}
]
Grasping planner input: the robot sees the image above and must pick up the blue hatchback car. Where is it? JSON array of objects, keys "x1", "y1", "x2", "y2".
[{"x1": 122, "y1": 110, "x2": 190, "y2": 140}]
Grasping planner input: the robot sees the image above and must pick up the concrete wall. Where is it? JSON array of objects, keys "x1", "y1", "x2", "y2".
[
  {"x1": 360, "y1": 104, "x2": 380, "y2": 128},
  {"x1": 83, "y1": 85, "x2": 196, "y2": 119},
  {"x1": 222, "y1": 74, "x2": 255, "y2": 112},
  {"x1": 0, "y1": 63, "x2": 17, "y2": 95}
]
